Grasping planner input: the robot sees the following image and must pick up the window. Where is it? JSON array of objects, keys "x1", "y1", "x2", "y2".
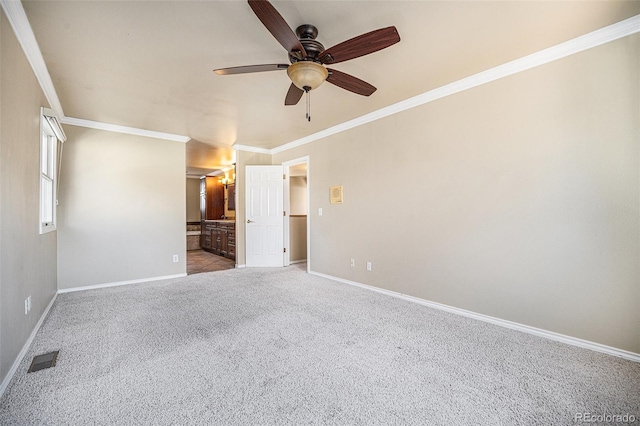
[{"x1": 39, "y1": 107, "x2": 66, "y2": 234}]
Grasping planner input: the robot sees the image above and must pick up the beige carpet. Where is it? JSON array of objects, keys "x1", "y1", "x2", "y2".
[{"x1": 1, "y1": 264, "x2": 638, "y2": 424}]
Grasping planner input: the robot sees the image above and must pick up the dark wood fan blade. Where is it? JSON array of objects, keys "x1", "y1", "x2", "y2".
[
  {"x1": 319, "y1": 26, "x2": 400, "y2": 64},
  {"x1": 214, "y1": 64, "x2": 289, "y2": 75},
  {"x1": 248, "y1": 0, "x2": 306, "y2": 58},
  {"x1": 285, "y1": 83, "x2": 304, "y2": 105},
  {"x1": 326, "y1": 68, "x2": 376, "y2": 96}
]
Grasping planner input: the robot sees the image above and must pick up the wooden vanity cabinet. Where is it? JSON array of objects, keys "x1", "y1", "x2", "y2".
[
  {"x1": 201, "y1": 221, "x2": 235, "y2": 261},
  {"x1": 227, "y1": 224, "x2": 236, "y2": 259},
  {"x1": 202, "y1": 228, "x2": 212, "y2": 250},
  {"x1": 200, "y1": 177, "x2": 224, "y2": 221},
  {"x1": 212, "y1": 226, "x2": 226, "y2": 256}
]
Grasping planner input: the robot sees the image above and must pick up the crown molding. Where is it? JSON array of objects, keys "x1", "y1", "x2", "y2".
[
  {"x1": 60, "y1": 116, "x2": 190, "y2": 143},
  {"x1": 1, "y1": 0, "x2": 64, "y2": 117},
  {"x1": 1, "y1": 0, "x2": 190, "y2": 143},
  {"x1": 271, "y1": 14, "x2": 640, "y2": 155},
  {"x1": 233, "y1": 144, "x2": 272, "y2": 154}
]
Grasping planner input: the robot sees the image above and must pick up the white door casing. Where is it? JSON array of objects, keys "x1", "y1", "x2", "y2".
[{"x1": 245, "y1": 165, "x2": 284, "y2": 267}]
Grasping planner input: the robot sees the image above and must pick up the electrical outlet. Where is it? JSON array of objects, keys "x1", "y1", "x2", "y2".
[
  {"x1": 366, "y1": 261, "x2": 372, "y2": 271},
  {"x1": 172, "y1": 254, "x2": 179, "y2": 263},
  {"x1": 350, "y1": 259, "x2": 355, "y2": 267},
  {"x1": 318, "y1": 208, "x2": 323, "y2": 216}
]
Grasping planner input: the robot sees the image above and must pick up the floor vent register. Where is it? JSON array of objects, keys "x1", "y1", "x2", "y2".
[{"x1": 27, "y1": 351, "x2": 59, "y2": 373}]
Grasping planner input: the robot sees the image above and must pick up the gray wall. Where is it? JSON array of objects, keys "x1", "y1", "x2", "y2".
[
  {"x1": 289, "y1": 217, "x2": 307, "y2": 262},
  {"x1": 290, "y1": 176, "x2": 307, "y2": 262},
  {"x1": 273, "y1": 34, "x2": 640, "y2": 353},
  {"x1": 57, "y1": 126, "x2": 186, "y2": 289},
  {"x1": 0, "y1": 10, "x2": 58, "y2": 384},
  {"x1": 290, "y1": 176, "x2": 307, "y2": 215}
]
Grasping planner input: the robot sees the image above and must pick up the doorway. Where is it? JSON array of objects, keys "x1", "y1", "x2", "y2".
[
  {"x1": 185, "y1": 171, "x2": 237, "y2": 275},
  {"x1": 283, "y1": 157, "x2": 310, "y2": 272},
  {"x1": 242, "y1": 159, "x2": 310, "y2": 269}
]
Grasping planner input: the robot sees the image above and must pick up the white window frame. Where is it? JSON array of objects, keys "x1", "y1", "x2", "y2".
[{"x1": 39, "y1": 107, "x2": 66, "y2": 234}]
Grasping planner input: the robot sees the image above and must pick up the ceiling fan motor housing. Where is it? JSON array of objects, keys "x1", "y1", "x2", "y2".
[{"x1": 289, "y1": 24, "x2": 326, "y2": 62}]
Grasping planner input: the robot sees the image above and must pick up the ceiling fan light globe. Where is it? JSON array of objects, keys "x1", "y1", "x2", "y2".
[{"x1": 287, "y1": 62, "x2": 328, "y2": 91}]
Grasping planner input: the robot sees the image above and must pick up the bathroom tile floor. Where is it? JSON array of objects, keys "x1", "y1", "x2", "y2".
[{"x1": 187, "y1": 249, "x2": 235, "y2": 275}]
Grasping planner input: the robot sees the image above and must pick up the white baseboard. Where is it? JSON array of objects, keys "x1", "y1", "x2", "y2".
[
  {"x1": 235, "y1": 264, "x2": 246, "y2": 269},
  {"x1": 0, "y1": 291, "x2": 58, "y2": 398},
  {"x1": 290, "y1": 259, "x2": 307, "y2": 265},
  {"x1": 57, "y1": 273, "x2": 187, "y2": 294},
  {"x1": 309, "y1": 271, "x2": 640, "y2": 363}
]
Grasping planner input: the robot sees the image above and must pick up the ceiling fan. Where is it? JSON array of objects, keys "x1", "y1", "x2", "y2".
[{"x1": 214, "y1": 0, "x2": 401, "y2": 120}]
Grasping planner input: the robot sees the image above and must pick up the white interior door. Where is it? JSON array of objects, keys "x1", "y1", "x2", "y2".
[{"x1": 245, "y1": 165, "x2": 284, "y2": 267}]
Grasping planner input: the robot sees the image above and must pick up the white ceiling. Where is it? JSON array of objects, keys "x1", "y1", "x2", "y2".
[{"x1": 21, "y1": 0, "x2": 640, "y2": 176}]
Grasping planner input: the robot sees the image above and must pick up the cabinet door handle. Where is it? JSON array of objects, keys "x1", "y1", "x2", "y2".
[{"x1": 247, "y1": 219, "x2": 254, "y2": 223}]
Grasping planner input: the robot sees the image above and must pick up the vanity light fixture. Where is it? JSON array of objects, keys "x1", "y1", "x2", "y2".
[{"x1": 219, "y1": 175, "x2": 234, "y2": 189}]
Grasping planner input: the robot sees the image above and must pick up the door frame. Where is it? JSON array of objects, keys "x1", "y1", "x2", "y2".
[{"x1": 283, "y1": 156, "x2": 310, "y2": 272}]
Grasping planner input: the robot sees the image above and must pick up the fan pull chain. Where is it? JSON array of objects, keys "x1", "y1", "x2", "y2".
[{"x1": 305, "y1": 88, "x2": 311, "y2": 122}]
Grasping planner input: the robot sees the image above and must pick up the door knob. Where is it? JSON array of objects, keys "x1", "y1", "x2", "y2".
[{"x1": 247, "y1": 219, "x2": 254, "y2": 223}]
